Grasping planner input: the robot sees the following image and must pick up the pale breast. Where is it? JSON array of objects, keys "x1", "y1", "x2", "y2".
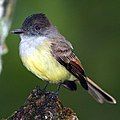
[{"x1": 19, "y1": 37, "x2": 72, "y2": 83}]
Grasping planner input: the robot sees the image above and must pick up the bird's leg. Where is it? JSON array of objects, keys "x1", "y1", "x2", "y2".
[
  {"x1": 43, "y1": 81, "x2": 49, "y2": 91},
  {"x1": 55, "y1": 83, "x2": 62, "y2": 95}
]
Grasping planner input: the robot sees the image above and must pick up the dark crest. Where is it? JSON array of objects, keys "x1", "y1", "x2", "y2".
[{"x1": 22, "y1": 13, "x2": 51, "y2": 35}]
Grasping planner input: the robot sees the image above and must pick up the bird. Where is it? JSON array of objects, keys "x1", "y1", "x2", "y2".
[{"x1": 11, "y1": 13, "x2": 116, "y2": 104}]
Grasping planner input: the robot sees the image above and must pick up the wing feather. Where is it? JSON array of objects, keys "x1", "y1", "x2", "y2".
[
  {"x1": 50, "y1": 39, "x2": 116, "y2": 104},
  {"x1": 51, "y1": 40, "x2": 88, "y2": 90}
]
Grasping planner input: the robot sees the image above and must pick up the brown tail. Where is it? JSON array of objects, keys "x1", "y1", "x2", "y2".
[{"x1": 86, "y1": 77, "x2": 116, "y2": 104}]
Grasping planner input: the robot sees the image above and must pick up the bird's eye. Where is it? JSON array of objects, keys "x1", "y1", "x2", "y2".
[{"x1": 34, "y1": 24, "x2": 41, "y2": 31}]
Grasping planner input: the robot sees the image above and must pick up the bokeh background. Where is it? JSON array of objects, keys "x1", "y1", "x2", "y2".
[{"x1": 0, "y1": 0, "x2": 120, "y2": 119}]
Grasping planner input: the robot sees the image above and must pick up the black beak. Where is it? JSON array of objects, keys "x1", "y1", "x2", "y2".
[{"x1": 11, "y1": 28, "x2": 24, "y2": 34}]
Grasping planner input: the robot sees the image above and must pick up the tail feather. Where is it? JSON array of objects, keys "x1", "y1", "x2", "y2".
[
  {"x1": 86, "y1": 77, "x2": 116, "y2": 104},
  {"x1": 62, "y1": 81, "x2": 77, "y2": 91}
]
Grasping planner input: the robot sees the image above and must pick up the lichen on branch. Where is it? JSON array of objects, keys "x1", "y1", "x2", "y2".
[{"x1": 5, "y1": 87, "x2": 78, "y2": 120}]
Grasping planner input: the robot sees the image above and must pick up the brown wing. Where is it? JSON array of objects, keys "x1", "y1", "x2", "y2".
[
  {"x1": 50, "y1": 39, "x2": 116, "y2": 104},
  {"x1": 51, "y1": 40, "x2": 88, "y2": 90}
]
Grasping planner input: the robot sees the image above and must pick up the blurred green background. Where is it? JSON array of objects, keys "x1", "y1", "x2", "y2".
[{"x1": 0, "y1": 0, "x2": 120, "y2": 119}]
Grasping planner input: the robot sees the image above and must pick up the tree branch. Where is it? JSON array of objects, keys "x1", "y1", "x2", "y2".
[
  {"x1": 0, "y1": 0, "x2": 16, "y2": 74},
  {"x1": 4, "y1": 87, "x2": 79, "y2": 120}
]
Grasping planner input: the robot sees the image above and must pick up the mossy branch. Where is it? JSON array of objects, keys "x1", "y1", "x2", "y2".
[{"x1": 3, "y1": 87, "x2": 79, "y2": 120}]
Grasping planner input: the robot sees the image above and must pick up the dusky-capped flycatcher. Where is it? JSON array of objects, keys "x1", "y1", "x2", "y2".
[{"x1": 11, "y1": 13, "x2": 116, "y2": 104}]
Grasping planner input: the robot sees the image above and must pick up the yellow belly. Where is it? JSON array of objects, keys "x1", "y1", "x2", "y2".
[{"x1": 21, "y1": 42, "x2": 73, "y2": 83}]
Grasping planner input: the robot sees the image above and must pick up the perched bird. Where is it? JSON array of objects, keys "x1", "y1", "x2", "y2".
[{"x1": 11, "y1": 13, "x2": 116, "y2": 104}]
